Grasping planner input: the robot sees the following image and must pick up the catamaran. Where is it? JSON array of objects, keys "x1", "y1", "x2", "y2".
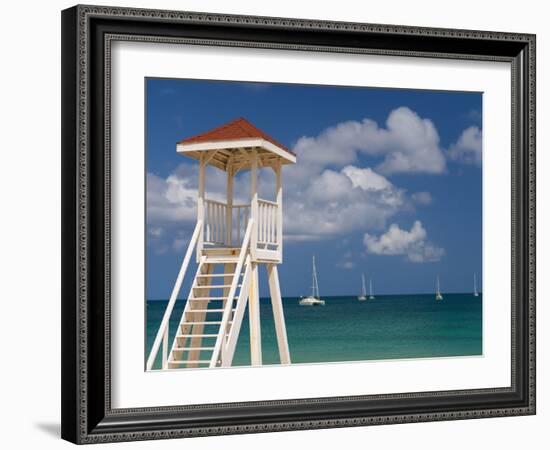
[
  {"x1": 436, "y1": 276, "x2": 443, "y2": 301},
  {"x1": 473, "y1": 273, "x2": 479, "y2": 297},
  {"x1": 369, "y1": 278, "x2": 375, "y2": 300},
  {"x1": 300, "y1": 255, "x2": 325, "y2": 306},
  {"x1": 358, "y1": 273, "x2": 367, "y2": 301}
]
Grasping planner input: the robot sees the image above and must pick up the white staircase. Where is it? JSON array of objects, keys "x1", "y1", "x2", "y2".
[
  {"x1": 146, "y1": 217, "x2": 290, "y2": 371},
  {"x1": 166, "y1": 252, "x2": 252, "y2": 368}
]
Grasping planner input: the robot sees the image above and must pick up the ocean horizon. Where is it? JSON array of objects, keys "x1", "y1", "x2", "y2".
[{"x1": 146, "y1": 293, "x2": 482, "y2": 370}]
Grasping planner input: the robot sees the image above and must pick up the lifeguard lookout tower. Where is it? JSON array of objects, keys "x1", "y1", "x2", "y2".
[{"x1": 146, "y1": 118, "x2": 296, "y2": 370}]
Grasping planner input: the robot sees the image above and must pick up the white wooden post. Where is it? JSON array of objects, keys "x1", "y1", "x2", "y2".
[
  {"x1": 267, "y1": 264, "x2": 291, "y2": 364},
  {"x1": 222, "y1": 262, "x2": 236, "y2": 345},
  {"x1": 248, "y1": 262, "x2": 262, "y2": 365},
  {"x1": 162, "y1": 326, "x2": 169, "y2": 369},
  {"x1": 187, "y1": 263, "x2": 214, "y2": 367},
  {"x1": 226, "y1": 166, "x2": 233, "y2": 246},
  {"x1": 275, "y1": 160, "x2": 283, "y2": 261},
  {"x1": 196, "y1": 154, "x2": 206, "y2": 262},
  {"x1": 250, "y1": 149, "x2": 258, "y2": 260},
  {"x1": 145, "y1": 222, "x2": 202, "y2": 371}
]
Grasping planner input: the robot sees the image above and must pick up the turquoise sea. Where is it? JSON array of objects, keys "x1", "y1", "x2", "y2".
[{"x1": 146, "y1": 293, "x2": 482, "y2": 369}]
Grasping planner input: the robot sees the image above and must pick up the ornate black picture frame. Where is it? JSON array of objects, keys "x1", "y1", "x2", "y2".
[{"x1": 61, "y1": 4, "x2": 536, "y2": 444}]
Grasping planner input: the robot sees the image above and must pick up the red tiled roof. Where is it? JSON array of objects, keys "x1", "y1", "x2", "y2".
[{"x1": 177, "y1": 117, "x2": 295, "y2": 156}]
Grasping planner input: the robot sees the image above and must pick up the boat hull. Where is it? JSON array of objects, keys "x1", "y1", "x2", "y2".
[{"x1": 299, "y1": 296, "x2": 325, "y2": 306}]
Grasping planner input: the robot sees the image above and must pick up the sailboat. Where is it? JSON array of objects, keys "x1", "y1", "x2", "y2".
[
  {"x1": 435, "y1": 276, "x2": 443, "y2": 301},
  {"x1": 358, "y1": 273, "x2": 367, "y2": 301},
  {"x1": 473, "y1": 273, "x2": 479, "y2": 297},
  {"x1": 299, "y1": 255, "x2": 325, "y2": 306},
  {"x1": 369, "y1": 278, "x2": 375, "y2": 300}
]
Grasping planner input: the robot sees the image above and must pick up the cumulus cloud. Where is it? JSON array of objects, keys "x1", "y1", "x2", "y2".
[
  {"x1": 147, "y1": 162, "x2": 412, "y2": 247},
  {"x1": 293, "y1": 107, "x2": 447, "y2": 175},
  {"x1": 147, "y1": 106, "x2": 470, "y2": 249},
  {"x1": 363, "y1": 221, "x2": 444, "y2": 263},
  {"x1": 448, "y1": 126, "x2": 482, "y2": 165},
  {"x1": 283, "y1": 165, "x2": 407, "y2": 240},
  {"x1": 411, "y1": 191, "x2": 433, "y2": 206}
]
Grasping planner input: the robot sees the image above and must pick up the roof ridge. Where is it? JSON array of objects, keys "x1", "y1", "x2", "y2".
[{"x1": 177, "y1": 117, "x2": 294, "y2": 156}]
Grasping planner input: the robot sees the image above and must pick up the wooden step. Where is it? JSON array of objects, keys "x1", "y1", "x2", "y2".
[
  {"x1": 196, "y1": 273, "x2": 240, "y2": 278},
  {"x1": 177, "y1": 333, "x2": 219, "y2": 338},
  {"x1": 193, "y1": 284, "x2": 242, "y2": 289},
  {"x1": 205, "y1": 258, "x2": 241, "y2": 263},
  {"x1": 168, "y1": 360, "x2": 210, "y2": 365},
  {"x1": 203, "y1": 247, "x2": 240, "y2": 253},
  {"x1": 172, "y1": 347, "x2": 215, "y2": 351},
  {"x1": 183, "y1": 321, "x2": 231, "y2": 326},
  {"x1": 186, "y1": 308, "x2": 236, "y2": 313}
]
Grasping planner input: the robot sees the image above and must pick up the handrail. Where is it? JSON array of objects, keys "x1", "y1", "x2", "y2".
[
  {"x1": 210, "y1": 218, "x2": 254, "y2": 367},
  {"x1": 146, "y1": 221, "x2": 202, "y2": 370},
  {"x1": 257, "y1": 198, "x2": 278, "y2": 207},
  {"x1": 221, "y1": 254, "x2": 252, "y2": 366},
  {"x1": 204, "y1": 198, "x2": 226, "y2": 206}
]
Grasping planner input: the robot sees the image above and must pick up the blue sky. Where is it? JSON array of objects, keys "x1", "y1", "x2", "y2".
[{"x1": 146, "y1": 78, "x2": 482, "y2": 299}]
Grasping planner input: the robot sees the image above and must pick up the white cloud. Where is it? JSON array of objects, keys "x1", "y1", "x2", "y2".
[
  {"x1": 283, "y1": 166, "x2": 407, "y2": 239},
  {"x1": 146, "y1": 106, "x2": 457, "y2": 248},
  {"x1": 293, "y1": 107, "x2": 447, "y2": 175},
  {"x1": 172, "y1": 238, "x2": 189, "y2": 251},
  {"x1": 147, "y1": 158, "x2": 430, "y2": 246},
  {"x1": 147, "y1": 172, "x2": 197, "y2": 224},
  {"x1": 411, "y1": 191, "x2": 433, "y2": 206},
  {"x1": 342, "y1": 166, "x2": 392, "y2": 191},
  {"x1": 448, "y1": 126, "x2": 482, "y2": 165},
  {"x1": 336, "y1": 260, "x2": 355, "y2": 270},
  {"x1": 336, "y1": 250, "x2": 359, "y2": 269},
  {"x1": 148, "y1": 227, "x2": 163, "y2": 237},
  {"x1": 363, "y1": 221, "x2": 444, "y2": 263}
]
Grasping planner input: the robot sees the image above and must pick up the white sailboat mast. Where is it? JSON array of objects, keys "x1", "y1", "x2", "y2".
[
  {"x1": 361, "y1": 273, "x2": 367, "y2": 297},
  {"x1": 311, "y1": 255, "x2": 320, "y2": 299},
  {"x1": 369, "y1": 278, "x2": 373, "y2": 297}
]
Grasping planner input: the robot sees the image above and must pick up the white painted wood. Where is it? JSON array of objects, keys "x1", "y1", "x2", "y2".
[
  {"x1": 257, "y1": 198, "x2": 278, "y2": 206},
  {"x1": 146, "y1": 221, "x2": 203, "y2": 371},
  {"x1": 249, "y1": 262, "x2": 262, "y2": 365},
  {"x1": 226, "y1": 167, "x2": 233, "y2": 245},
  {"x1": 162, "y1": 326, "x2": 169, "y2": 369},
  {"x1": 209, "y1": 219, "x2": 254, "y2": 367},
  {"x1": 221, "y1": 255, "x2": 252, "y2": 367},
  {"x1": 255, "y1": 248, "x2": 282, "y2": 263},
  {"x1": 275, "y1": 160, "x2": 283, "y2": 260},
  {"x1": 204, "y1": 199, "x2": 229, "y2": 246},
  {"x1": 177, "y1": 138, "x2": 296, "y2": 165},
  {"x1": 222, "y1": 262, "x2": 236, "y2": 345},
  {"x1": 187, "y1": 263, "x2": 214, "y2": 368},
  {"x1": 250, "y1": 149, "x2": 258, "y2": 260},
  {"x1": 267, "y1": 264, "x2": 291, "y2": 364},
  {"x1": 256, "y1": 199, "x2": 278, "y2": 247},
  {"x1": 196, "y1": 155, "x2": 206, "y2": 260},
  {"x1": 166, "y1": 259, "x2": 208, "y2": 368}
]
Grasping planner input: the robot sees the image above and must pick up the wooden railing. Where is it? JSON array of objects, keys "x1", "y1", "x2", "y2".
[
  {"x1": 204, "y1": 199, "x2": 227, "y2": 245},
  {"x1": 146, "y1": 221, "x2": 202, "y2": 371},
  {"x1": 210, "y1": 219, "x2": 254, "y2": 367},
  {"x1": 257, "y1": 199, "x2": 278, "y2": 248},
  {"x1": 204, "y1": 198, "x2": 279, "y2": 252},
  {"x1": 204, "y1": 199, "x2": 250, "y2": 247},
  {"x1": 232, "y1": 204, "x2": 250, "y2": 245}
]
